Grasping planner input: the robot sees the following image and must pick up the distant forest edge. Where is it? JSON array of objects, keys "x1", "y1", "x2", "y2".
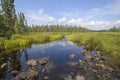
[{"x1": 0, "y1": 0, "x2": 120, "y2": 39}]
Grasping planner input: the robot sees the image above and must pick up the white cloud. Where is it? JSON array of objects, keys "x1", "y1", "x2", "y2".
[
  {"x1": 68, "y1": 18, "x2": 76, "y2": 24},
  {"x1": 115, "y1": 20, "x2": 120, "y2": 24},
  {"x1": 60, "y1": 17, "x2": 120, "y2": 30},
  {"x1": 80, "y1": 20, "x2": 120, "y2": 30},
  {"x1": 67, "y1": 18, "x2": 111, "y2": 30},
  {"x1": 58, "y1": 17, "x2": 66, "y2": 24},
  {"x1": 26, "y1": 8, "x2": 55, "y2": 25},
  {"x1": 68, "y1": 18, "x2": 82, "y2": 25},
  {"x1": 82, "y1": 21, "x2": 111, "y2": 30}
]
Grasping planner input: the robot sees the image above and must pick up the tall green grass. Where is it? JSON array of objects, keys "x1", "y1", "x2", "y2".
[
  {"x1": 0, "y1": 32, "x2": 64, "y2": 50},
  {"x1": 66, "y1": 32, "x2": 120, "y2": 67}
]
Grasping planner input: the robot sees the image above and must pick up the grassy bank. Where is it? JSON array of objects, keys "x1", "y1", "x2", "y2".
[
  {"x1": 66, "y1": 32, "x2": 120, "y2": 67},
  {"x1": 0, "y1": 32, "x2": 64, "y2": 51}
]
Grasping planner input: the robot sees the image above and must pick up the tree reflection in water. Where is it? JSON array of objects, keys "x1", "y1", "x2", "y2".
[{"x1": 0, "y1": 48, "x2": 29, "y2": 79}]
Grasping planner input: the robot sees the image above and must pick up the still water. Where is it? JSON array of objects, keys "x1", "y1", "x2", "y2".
[{"x1": 0, "y1": 39, "x2": 95, "y2": 80}]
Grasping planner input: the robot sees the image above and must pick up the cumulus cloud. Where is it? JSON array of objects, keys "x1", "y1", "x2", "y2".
[
  {"x1": 68, "y1": 18, "x2": 82, "y2": 25},
  {"x1": 58, "y1": 17, "x2": 66, "y2": 24},
  {"x1": 81, "y1": 20, "x2": 120, "y2": 30},
  {"x1": 26, "y1": 8, "x2": 55, "y2": 25},
  {"x1": 59, "y1": 17, "x2": 120, "y2": 30}
]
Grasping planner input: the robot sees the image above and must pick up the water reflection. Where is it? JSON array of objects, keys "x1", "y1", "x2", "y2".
[
  {"x1": 0, "y1": 52, "x2": 9, "y2": 79},
  {"x1": 0, "y1": 48, "x2": 29, "y2": 79},
  {"x1": 0, "y1": 40, "x2": 85, "y2": 80},
  {"x1": 21, "y1": 49, "x2": 28, "y2": 61}
]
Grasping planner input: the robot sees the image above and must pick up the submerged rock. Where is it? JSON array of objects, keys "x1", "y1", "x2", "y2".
[
  {"x1": 84, "y1": 53, "x2": 93, "y2": 59},
  {"x1": 26, "y1": 59, "x2": 37, "y2": 67},
  {"x1": 82, "y1": 50, "x2": 88, "y2": 54},
  {"x1": 12, "y1": 70, "x2": 39, "y2": 80},
  {"x1": 26, "y1": 69, "x2": 39, "y2": 79},
  {"x1": 38, "y1": 57, "x2": 50, "y2": 65},
  {"x1": 75, "y1": 75, "x2": 85, "y2": 80},
  {"x1": 69, "y1": 54, "x2": 75, "y2": 59},
  {"x1": 59, "y1": 74, "x2": 73, "y2": 80},
  {"x1": 11, "y1": 70, "x2": 19, "y2": 76},
  {"x1": 66, "y1": 61, "x2": 78, "y2": 66},
  {"x1": 0, "y1": 63, "x2": 8, "y2": 69},
  {"x1": 44, "y1": 76, "x2": 49, "y2": 80},
  {"x1": 41, "y1": 68, "x2": 47, "y2": 73},
  {"x1": 12, "y1": 72, "x2": 26, "y2": 80}
]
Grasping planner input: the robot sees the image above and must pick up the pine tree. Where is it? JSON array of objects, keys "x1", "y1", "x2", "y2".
[{"x1": 1, "y1": 0, "x2": 16, "y2": 38}]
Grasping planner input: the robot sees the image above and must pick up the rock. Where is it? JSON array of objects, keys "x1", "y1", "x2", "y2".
[
  {"x1": 99, "y1": 60, "x2": 104, "y2": 64},
  {"x1": 1, "y1": 63, "x2": 7, "y2": 69},
  {"x1": 26, "y1": 59, "x2": 37, "y2": 67},
  {"x1": 41, "y1": 68, "x2": 47, "y2": 73},
  {"x1": 12, "y1": 70, "x2": 39, "y2": 80},
  {"x1": 92, "y1": 69, "x2": 97, "y2": 73},
  {"x1": 12, "y1": 72, "x2": 26, "y2": 80},
  {"x1": 100, "y1": 57, "x2": 105, "y2": 61},
  {"x1": 59, "y1": 74, "x2": 73, "y2": 80},
  {"x1": 11, "y1": 70, "x2": 19, "y2": 76},
  {"x1": 44, "y1": 76, "x2": 49, "y2": 80},
  {"x1": 78, "y1": 60, "x2": 83, "y2": 66},
  {"x1": 66, "y1": 61, "x2": 78, "y2": 66},
  {"x1": 108, "y1": 67, "x2": 114, "y2": 72},
  {"x1": 26, "y1": 70, "x2": 39, "y2": 79},
  {"x1": 77, "y1": 60, "x2": 84, "y2": 69},
  {"x1": 82, "y1": 50, "x2": 88, "y2": 55},
  {"x1": 84, "y1": 53, "x2": 92, "y2": 59},
  {"x1": 38, "y1": 57, "x2": 49, "y2": 65},
  {"x1": 96, "y1": 63, "x2": 107, "y2": 69},
  {"x1": 64, "y1": 74, "x2": 73, "y2": 80},
  {"x1": 96, "y1": 51, "x2": 100, "y2": 54},
  {"x1": 87, "y1": 61, "x2": 93, "y2": 67},
  {"x1": 75, "y1": 75, "x2": 85, "y2": 80},
  {"x1": 96, "y1": 75, "x2": 101, "y2": 78},
  {"x1": 69, "y1": 54, "x2": 75, "y2": 59},
  {"x1": 94, "y1": 57, "x2": 99, "y2": 60}
]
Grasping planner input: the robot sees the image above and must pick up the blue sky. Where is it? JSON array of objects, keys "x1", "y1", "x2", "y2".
[{"x1": 15, "y1": 0, "x2": 120, "y2": 30}]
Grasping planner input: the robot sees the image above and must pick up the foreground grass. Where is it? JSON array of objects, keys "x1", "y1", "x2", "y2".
[{"x1": 0, "y1": 32, "x2": 120, "y2": 67}]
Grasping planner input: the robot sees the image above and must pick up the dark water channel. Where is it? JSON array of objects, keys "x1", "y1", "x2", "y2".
[{"x1": 0, "y1": 39, "x2": 97, "y2": 80}]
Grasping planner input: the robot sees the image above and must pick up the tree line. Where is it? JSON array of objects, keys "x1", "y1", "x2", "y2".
[{"x1": 27, "y1": 25, "x2": 90, "y2": 33}]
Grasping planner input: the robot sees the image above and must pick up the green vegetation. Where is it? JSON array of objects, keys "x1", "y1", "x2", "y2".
[
  {"x1": 66, "y1": 32, "x2": 120, "y2": 67},
  {"x1": 0, "y1": 33, "x2": 64, "y2": 51}
]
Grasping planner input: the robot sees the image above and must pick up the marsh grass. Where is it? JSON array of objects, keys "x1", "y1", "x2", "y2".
[
  {"x1": 0, "y1": 32, "x2": 64, "y2": 50},
  {"x1": 66, "y1": 32, "x2": 120, "y2": 67}
]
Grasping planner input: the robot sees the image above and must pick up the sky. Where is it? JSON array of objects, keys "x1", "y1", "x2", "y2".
[{"x1": 14, "y1": 0, "x2": 120, "y2": 30}]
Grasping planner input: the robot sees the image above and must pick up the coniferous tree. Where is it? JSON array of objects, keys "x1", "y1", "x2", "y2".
[{"x1": 1, "y1": 0, "x2": 16, "y2": 38}]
